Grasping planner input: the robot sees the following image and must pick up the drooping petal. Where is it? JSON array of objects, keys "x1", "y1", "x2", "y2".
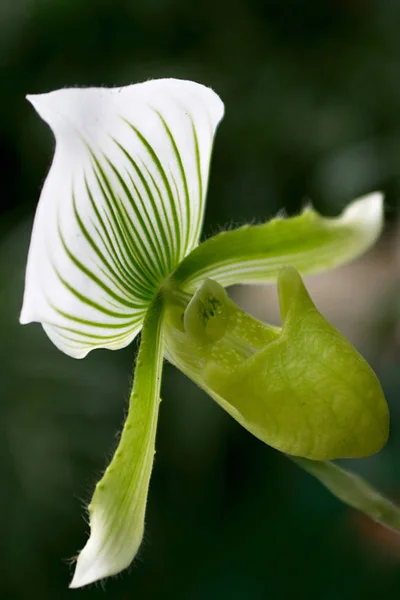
[
  {"x1": 170, "y1": 192, "x2": 383, "y2": 291},
  {"x1": 292, "y1": 457, "x2": 400, "y2": 533},
  {"x1": 70, "y1": 295, "x2": 164, "y2": 588},
  {"x1": 21, "y1": 79, "x2": 224, "y2": 357}
]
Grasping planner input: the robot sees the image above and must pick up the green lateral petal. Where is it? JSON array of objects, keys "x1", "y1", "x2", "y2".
[
  {"x1": 70, "y1": 295, "x2": 164, "y2": 588},
  {"x1": 293, "y1": 458, "x2": 400, "y2": 534},
  {"x1": 20, "y1": 80, "x2": 224, "y2": 357},
  {"x1": 171, "y1": 193, "x2": 383, "y2": 290}
]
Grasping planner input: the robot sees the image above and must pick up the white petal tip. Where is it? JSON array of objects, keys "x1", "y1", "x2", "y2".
[
  {"x1": 69, "y1": 561, "x2": 102, "y2": 589},
  {"x1": 69, "y1": 546, "x2": 109, "y2": 589},
  {"x1": 25, "y1": 92, "x2": 57, "y2": 123},
  {"x1": 345, "y1": 191, "x2": 384, "y2": 222},
  {"x1": 19, "y1": 315, "x2": 29, "y2": 325},
  {"x1": 19, "y1": 304, "x2": 33, "y2": 325},
  {"x1": 68, "y1": 538, "x2": 134, "y2": 589},
  {"x1": 26, "y1": 93, "x2": 44, "y2": 109}
]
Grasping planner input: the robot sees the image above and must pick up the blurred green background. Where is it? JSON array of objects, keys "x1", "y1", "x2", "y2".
[{"x1": 1, "y1": 0, "x2": 400, "y2": 598}]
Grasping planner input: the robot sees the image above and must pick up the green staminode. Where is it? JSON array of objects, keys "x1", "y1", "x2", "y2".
[{"x1": 19, "y1": 78, "x2": 396, "y2": 589}]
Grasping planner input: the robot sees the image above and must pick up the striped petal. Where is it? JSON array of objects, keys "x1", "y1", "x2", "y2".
[
  {"x1": 20, "y1": 79, "x2": 224, "y2": 358},
  {"x1": 70, "y1": 295, "x2": 164, "y2": 588},
  {"x1": 170, "y1": 192, "x2": 383, "y2": 291}
]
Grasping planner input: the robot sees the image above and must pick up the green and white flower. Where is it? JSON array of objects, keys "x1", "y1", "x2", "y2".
[{"x1": 21, "y1": 78, "x2": 399, "y2": 589}]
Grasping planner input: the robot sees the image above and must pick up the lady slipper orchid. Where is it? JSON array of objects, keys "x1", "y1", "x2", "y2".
[{"x1": 21, "y1": 78, "x2": 400, "y2": 588}]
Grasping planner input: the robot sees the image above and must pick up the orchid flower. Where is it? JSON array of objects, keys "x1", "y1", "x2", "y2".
[{"x1": 21, "y1": 78, "x2": 400, "y2": 589}]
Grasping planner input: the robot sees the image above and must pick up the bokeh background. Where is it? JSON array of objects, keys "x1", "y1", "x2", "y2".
[{"x1": 1, "y1": 0, "x2": 400, "y2": 598}]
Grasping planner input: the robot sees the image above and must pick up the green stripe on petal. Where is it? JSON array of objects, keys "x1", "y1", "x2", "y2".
[
  {"x1": 171, "y1": 193, "x2": 384, "y2": 290},
  {"x1": 20, "y1": 79, "x2": 224, "y2": 357},
  {"x1": 70, "y1": 294, "x2": 164, "y2": 588}
]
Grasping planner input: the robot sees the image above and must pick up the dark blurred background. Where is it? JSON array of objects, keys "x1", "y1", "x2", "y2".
[{"x1": 1, "y1": 0, "x2": 400, "y2": 598}]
